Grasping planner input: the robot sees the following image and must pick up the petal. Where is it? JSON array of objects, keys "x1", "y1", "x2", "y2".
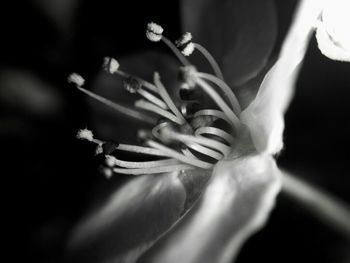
[
  {"x1": 138, "y1": 154, "x2": 281, "y2": 263},
  {"x1": 67, "y1": 172, "x2": 186, "y2": 263},
  {"x1": 89, "y1": 51, "x2": 179, "y2": 143},
  {"x1": 240, "y1": 0, "x2": 325, "y2": 154},
  {"x1": 315, "y1": 0, "x2": 350, "y2": 62},
  {"x1": 181, "y1": 0, "x2": 277, "y2": 86}
]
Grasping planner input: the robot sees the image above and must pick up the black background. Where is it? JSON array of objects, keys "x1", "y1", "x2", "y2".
[{"x1": 1, "y1": 0, "x2": 349, "y2": 262}]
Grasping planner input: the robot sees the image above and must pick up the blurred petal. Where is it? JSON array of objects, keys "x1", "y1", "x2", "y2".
[
  {"x1": 0, "y1": 69, "x2": 63, "y2": 118},
  {"x1": 68, "y1": 172, "x2": 186, "y2": 263},
  {"x1": 138, "y1": 154, "x2": 281, "y2": 263},
  {"x1": 89, "y1": 51, "x2": 179, "y2": 143},
  {"x1": 240, "y1": 0, "x2": 324, "y2": 154},
  {"x1": 33, "y1": 0, "x2": 80, "y2": 36},
  {"x1": 181, "y1": 0, "x2": 277, "y2": 86}
]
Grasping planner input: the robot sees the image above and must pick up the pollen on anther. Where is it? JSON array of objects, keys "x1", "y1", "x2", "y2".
[
  {"x1": 124, "y1": 76, "x2": 141, "y2": 93},
  {"x1": 76, "y1": 128, "x2": 94, "y2": 141},
  {"x1": 146, "y1": 22, "x2": 164, "y2": 42},
  {"x1": 68, "y1": 73, "x2": 85, "y2": 87},
  {"x1": 103, "y1": 57, "x2": 120, "y2": 74},
  {"x1": 176, "y1": 32, "x2": 194, "y2": 56}
]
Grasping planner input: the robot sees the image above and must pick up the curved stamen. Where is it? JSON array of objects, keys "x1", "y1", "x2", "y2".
[
  {"x1": 194, "y1": 109, "x2": 231, "y2": 125},
  {"x1": 147, "y1": 140, "x2": 213, "y2": 169},
  {"x1": 115, "y1": 70, "x2": 159, "y2": 93},
  {"x1": 164, "y1": 131, "x2": 231, "y2": 157},
  {"x1": 195, "y1": 126, "x2": 235, "y2": 145},
  {"x1": 185, "y1": 143, "x2": 223, "y2": 161},
  {"x1": 161, "y1": 36, "x2": 191, "y2": 66},
  {"x1": 196, "y1": 72, "x2": 241, "y2": 115},
  {"x1": 137, "y1": 89, "x2": 168, "y2": 109},
  {"x1": 194, "y1": 43, "x2": 225, "y2": 80},
  {"x1": 105, "y1": 155, "x2": 179, "y2": 168},
  {"x1": 181, "y1": 148, "x2": 198, "y2": 159},
  {"x1": 112, "y1": 164, "x2": 195, "y2": 175},
  {"x1": 135, "y1": 99, "x2": 182, "y2": 124},
  {"x1": 154, "y1": 73, "x2": 187, "y2": 124},
  {"x1": 75, "y1": 85, "x2": 156, "y2": 124},
  {"x1": 195, "y1": 78, "x2": 241, "y2": 130},
  {"x1": 117, "y1": 143, "x2": 170, "y2": 157}
]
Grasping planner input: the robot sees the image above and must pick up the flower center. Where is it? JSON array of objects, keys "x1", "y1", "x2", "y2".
[{"x1": 70, "y1": 22, "x2": 246, "y2": 177}]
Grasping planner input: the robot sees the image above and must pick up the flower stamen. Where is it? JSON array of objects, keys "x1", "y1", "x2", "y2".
[{"x1": 68, "y1": 73, "x2": 156, "y2": 124}]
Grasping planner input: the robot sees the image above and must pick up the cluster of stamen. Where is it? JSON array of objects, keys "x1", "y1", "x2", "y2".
[{"x1": 70, "y1": 22, "x2": 243, "y2": 177}]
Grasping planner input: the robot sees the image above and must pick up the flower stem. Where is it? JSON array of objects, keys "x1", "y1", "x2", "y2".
[{"x1": 281, "y1": 170, "x2": 350, "y2": 238}]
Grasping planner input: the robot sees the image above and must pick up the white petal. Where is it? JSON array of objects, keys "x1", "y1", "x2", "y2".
[
  {"x1": 241, "y1": 0, "x2": 325, "y2": 154},
  {"x1": 138, "y1": 154, "x2": 281, "y2": 263}
]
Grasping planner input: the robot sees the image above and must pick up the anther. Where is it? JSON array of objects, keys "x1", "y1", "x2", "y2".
[
  {"x1": 175, "y1": 32, "x2": 195, "y2": 56},
  {"x1": 68, "y1": 73, "x2": 85, "y2": 87},
  {"x1": 76, "y1": 128, "x2": 94, "y2": 141},
  {"x1": 146, "y1": 22, "x2": 164, "y2": 42},
  {"x1": 124, "y1": 76, "x2": 142, "y2": 94},
  {"x1": 103, "y1": 57, "x2": 120, "y2": 74},
  {"x1": 102, "y1": 140, "x2": 119, "y2": 155}
]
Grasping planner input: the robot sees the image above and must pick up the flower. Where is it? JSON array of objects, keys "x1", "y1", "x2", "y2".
[{"x1": 66, "y1": 1, "x2": 322, "y2": 263}]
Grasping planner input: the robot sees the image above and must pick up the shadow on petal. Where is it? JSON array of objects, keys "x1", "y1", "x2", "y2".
[{"x1": 181, "y1": 0, "x2": 277, "y2": 87}]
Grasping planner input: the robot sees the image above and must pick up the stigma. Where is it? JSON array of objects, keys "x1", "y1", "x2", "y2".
[{"x1": 71, "y1": 22, "x2": 246, "y2": 177}]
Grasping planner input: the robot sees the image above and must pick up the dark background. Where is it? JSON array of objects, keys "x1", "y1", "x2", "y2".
[{"x1": 1, "y1": 0, "x2": 349, "y2": 262}]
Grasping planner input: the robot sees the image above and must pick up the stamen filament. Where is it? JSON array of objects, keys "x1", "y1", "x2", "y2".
[
  {"x1": 166, "y1": 131, "x2": 231, "y2": 157},
  {"x1": 181, "y1": 148, "x2": 198, "y2": 159},
  {"x1": 153, "y1": 73, "x2": 187, "y2": 124},
  {"x1": 113, "y1": 164, "x2": 195, "y2": 175},
  {"x1": 161, "y1": 36, "x2": 191, "y2": 66},
  {"x1": 106, "y1": 155, "x2": 179, "y2": 168},
  {"x1": 194, "y1": 109, "x2": 232, "y2": 125},
  {"x1": 117, "y1": 143, "x2": 170, "y2": 157},
  {"x1": 137, "y1": 89, "x2": 168, "y2": 109},
  {"x1": 195, "y1": 78, "x2": 241, "y2": 130},
  {"x1": 115, "y1": 70, "x2": 158, "y2": 93},
  {"x1": 76, "y1": 86, "x2": 156, "y2": 124},
  {"x1": 196, "y1": 72, "x2": 241, "y2": 114},
  {"x1": 194, "y1": 43, "x2": 224, "y2": 80},
  {"x1": 135, "y1": 99, "x2": 182, "y2": 124},
  {"x1": 185, "y1": 143, "x2": 223, "y2": 160},
  {"x1": 195, "y1": 127, "x2": 235, "y2": 145},
  {"x1": 147, "y1": 140, "x2": 213, "y2": 169}
]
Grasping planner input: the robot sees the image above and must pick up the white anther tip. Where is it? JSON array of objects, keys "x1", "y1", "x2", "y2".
[
  {"x1": 181, "y1": 42, "x2": 195, "y2": 56},
  {"x1": 76, "y1": 128, "x2": 94, "y2": 141},
  {"x1": 103, "y1": 57, "x2": 120, "y2": 74},
  {"x1": 146, "y1": 22, "x2": 164, "y2": 42},
  {"x1": 175, "y1": 32, "x2": 193, "y2": 46},
  {"x1": 68, "y1": 73, "x2": 85, "y2": 87}
]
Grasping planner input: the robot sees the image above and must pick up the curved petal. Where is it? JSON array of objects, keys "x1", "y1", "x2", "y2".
[
  {"x1": 137, "y1": 154, "x2": 281, "y2": 263},
  {"x1": 241, "y1": 0, "x2": 325, "y2": 154},
  {"x1": 89, "y1": 51, "x2": 179, "y2": 143},
  {"x1": 181, "y1": 0, "x2": 277, "y2": 86},
  {"x1": 67, "y1": 172, "x2": 186, "y2": 263}
]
